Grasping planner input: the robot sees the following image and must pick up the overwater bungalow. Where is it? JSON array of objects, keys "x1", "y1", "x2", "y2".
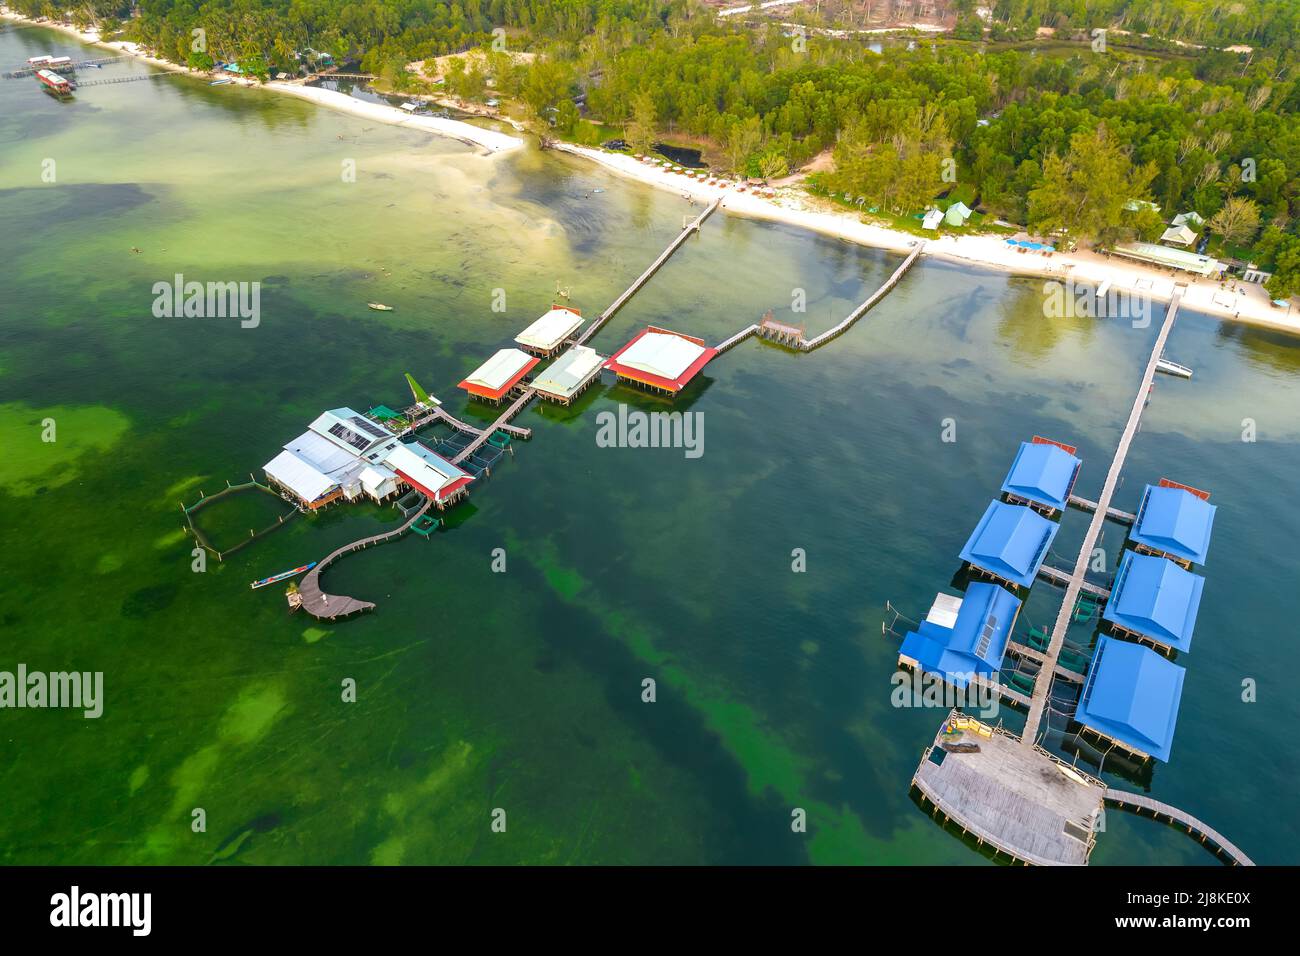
[
  {"x1": 1074, "y1": 636, "x2": 1185, "y2": 762},
  {"x1": 383, "y1": 442, "x2": 474, "y2": 508},
  {"x1": 514, "y1": 306, "x2": 584, "y2": 358},
  {"x1": 531, "y1": 345, "x2": 604, "y2": 405},
  {"x1": 604, "y1": 326, "x2": 717, "y2": 396},
  {"x1": 1000, "y1": 436, "x2": 1082, "y2": 515},
  {"x1": 958, "y1": 500, "x2": 1060, "y2": 589},
  {"x1": 1129, "y1": 481, "x2": 1216, "y2": 566},
  {"x1": 897, "y1": 583, "x2": 1021, "y2": 689},
  {"x1": 1102, "y1": 551, "x2": 1204, "y2": 654},
  {"x1": 457, "y1": 348, "x2": 539, "y2": 404}
]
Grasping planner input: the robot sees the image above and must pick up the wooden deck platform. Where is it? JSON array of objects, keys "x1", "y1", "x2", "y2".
[
  {"x1": 1021, "y1": 288, "x2": 1186, "y2": 747},
  {"x1": 912, "y1": 715, "x2": 1105, "y2": 865},
  {"x1": 452, "y1": 388, "x2": 536, "y2": 465}
]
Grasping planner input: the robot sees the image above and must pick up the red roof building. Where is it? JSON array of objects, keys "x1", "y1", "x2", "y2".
[{"x1": 604, "y1": 326, "x2": 717, "y2": 395}]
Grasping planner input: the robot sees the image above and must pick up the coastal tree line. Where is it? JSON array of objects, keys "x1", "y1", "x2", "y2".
[{"x1": 16, "y1": 0, "x2": 1300, "y2": 293}]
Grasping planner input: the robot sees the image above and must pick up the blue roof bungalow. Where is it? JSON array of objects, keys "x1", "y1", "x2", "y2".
[
  {"x1": 898, "y1": 583, "x2": 1022, "y2": 689},
  {"x1": 1129, "y1": 481, "x2": 1216, "y2": 566},
  {"x1": 959, "y1": 500, "x2": 1060, "y2": 589},
  {"x1": 1074, "y1": 636, "x2": 1185, "y2": 762},
  {"x1": 1102, "y1": 551, "x2": 1205, "y2": 654},
  {"x1": 1001, "y1": 437, "x2": 1082, "y2": 514}
]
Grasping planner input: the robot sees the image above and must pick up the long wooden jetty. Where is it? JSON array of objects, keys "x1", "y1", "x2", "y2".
[
  {"x1": 75, "y1": 71, "x2": 177, "y2": 88},
  {"x1": 3, "y1": 54, "x2": 131, "y2": 78},
  {"x1": 1021, "y1": 288, "x2": 1185, "y2": 748},
  {"x1": 715, "y1": 242, "x2": 923, "y2": 353},
  {"x1": 575, "y1": 197, "x2": 721, "y2": 348},
  {"x1": 296, "y1": 498, "x2": 434, "y2": 620},
  {"x1": 429, "y1": 404, "x2": 530, "y2": 441},
  {"x1": 800, "y1": 242, "x2": 923, "y2": 350},
  {"x1": 1103, "y1": 789, "x2": 1254, "y2": 865}
]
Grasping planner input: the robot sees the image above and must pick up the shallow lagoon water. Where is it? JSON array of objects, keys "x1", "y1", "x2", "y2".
[{"x1": 2, "y1": 25, "x2": 1298, "y2": 865}]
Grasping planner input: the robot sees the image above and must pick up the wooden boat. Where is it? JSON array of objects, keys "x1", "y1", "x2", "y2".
[
  {"x1": 368, "y1": 302, "x2": 393, "y2": 311},
  {"x1": 250, "y1": 562, "x2": 316, "y2": 590}
]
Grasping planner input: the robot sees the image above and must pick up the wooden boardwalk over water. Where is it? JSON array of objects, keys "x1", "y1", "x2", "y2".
[
  {"x1": 1104, "y1": 789, "x2": 1254, "y2": 865},
  {"x1": 714, "y1": 242, "x2": 923, "y2": 353},
  {"x1": 296, "y1": 498, "x2": 434, "y2": 620},
  {"x1": 1021, "y1": 287, "x2": 1186, "y2": 748},
  {"x1": 575, "y1": 197, "x2": 721, "y2": 348},
  {"x1": 1036, "y1": 563, "x2": 1112, "y2": 598},
  {"x1": 1067, "y1": 493, "x2": 1136, "y2": 525}
]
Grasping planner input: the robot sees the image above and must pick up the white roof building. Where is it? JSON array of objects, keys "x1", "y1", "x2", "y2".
[
  {"x1": 382, "y1": 442, "x2": 471, "y2": 501},
  {"x1": 359, "y1": 463, "x2": 400, "y2": 500},
  {"x1": 532, "y1": 345, "x2": 604, "y2": 402},
  {"x1": 921, "y1": 209, "x2": 944, "y2": 231},
  {"x1": 264, "y1": 450, "x2": 338, "y2": 504},
  {"x1": 1160, "y1": 224, "x2": 1198, "y2": 247},
  {"x1": 515, "y1": 307, "x2": 584, "y2": 354},
  {"x1": 308, "y1": 407, "x2": 393, "y2": 455},
  {"x1": 615, "y1": 331, "x2": 705, "y2": 381},
  {"x1": 1172, "y1": 211, "x2": 1204, "y2": 229},
  {"x1": 459, "y1": 348, "x2": 537, "y2": 396}
]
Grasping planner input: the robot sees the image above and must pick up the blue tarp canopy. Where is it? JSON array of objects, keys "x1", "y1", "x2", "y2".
[
  {"x1": 1001, "y1": 440, "x2": 1081, "y2": 511},
  {"x1": 1130, "y1": 484, "x2": 1216, "y2": 564},
  {"x1": 898, "y1": 583, "x2": 1021, "y2": 688},
  {"x1": 959, "y1": 500, "x2": 1060, "y2": 588},
  {"x1": 1102, "y1": 551, "x2": 1204, "y2": 652},
  {"x1": 1075, "y1": 636, "x2": 1185, "y2": 761}
]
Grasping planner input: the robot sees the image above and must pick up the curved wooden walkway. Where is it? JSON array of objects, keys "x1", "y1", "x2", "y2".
[
  {"x1": 1104, "y1": 789, "x2": 1254, "y2": 865},
  {"x1": 714, "y1": 242, "x2": 923, "y2": 353},
  {"x1": 297, "y1": 497, "x2": 433, "y2": 620}
]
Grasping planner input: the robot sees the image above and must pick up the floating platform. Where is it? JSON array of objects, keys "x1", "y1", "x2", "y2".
[{"x1": 912, "y1": 712, "x2": 1105, "y2": 865}]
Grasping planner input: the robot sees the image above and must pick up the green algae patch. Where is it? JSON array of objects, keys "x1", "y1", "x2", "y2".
[
  {"x1": 302, "y1": 627, "x2": 328, "y2": 644},
  {"x1": 0, "y1": 403, "x2": 129, "y2": 497},
  {"x1": 95, "y1": 553, "x2": 125, "y2": 575},
  {"x1": 218, "y1": 682, "x2": 290, "y2": 746},
  {"x1": 128, "y1": 765, "x2": 150, "y2": 796}
]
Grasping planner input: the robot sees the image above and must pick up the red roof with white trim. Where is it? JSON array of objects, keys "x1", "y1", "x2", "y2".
[{"x1": 604, "y1": 326, "x2": 717, "y2": 393}]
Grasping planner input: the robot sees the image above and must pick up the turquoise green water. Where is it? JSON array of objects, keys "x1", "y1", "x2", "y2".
[{"x1": 2, "y1": 25, "x2": 1299, "y2": 865}]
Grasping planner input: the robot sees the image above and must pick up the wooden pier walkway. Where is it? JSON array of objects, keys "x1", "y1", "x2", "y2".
[
  {"x1": 714, "y1": 242, "x2": 923, "y2": 353},
  {"x1": 800, "y1": 242, "x2": 923, "y2": 350},
  {"x1": 575, "y1": 197, "x2": 721, "y2": 348},
  {"x1": 1036, "y1": 563, "x2": 1112, "y2": 599},
  {"x1": 429, "y1": 404, "x2": 530, "y2": 441},
  {"x1": 296, "y1": 497, "x2": 434, "y2": 620},
  {"x1": 1104, "y1": 789, "x2": 1254, "y2": 865},
  {"x1": 3, "y1": 54, "x2": 131, "y2": 78},
  {"x1": 1005, "y1": 640, "x2": 1085, "y2": 683},
  {"x1": 1021, "y1": 288, "x2": 1186, "y2": 747},
  {"x1": 1067, "y1": 494, "x2": 1136, "y2": 524},
  {"x1": 76, "y1": 71, "x2": 177, "y2": 88},
  {"x1": 451, "y1": 388, "x2": 536, "y2": 465}
]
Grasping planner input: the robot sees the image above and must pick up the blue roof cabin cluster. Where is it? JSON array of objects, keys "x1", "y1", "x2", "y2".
[
  {"x1": 897, "y1": 437, "x2": 1080, "y2": 692},
  {"x1": 1076, "y1": 480, "x2": 1216, "y2": 762}
]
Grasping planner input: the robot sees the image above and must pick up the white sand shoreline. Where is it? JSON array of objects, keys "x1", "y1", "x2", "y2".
[
  {"x1": 6, "y1": 10, "x2": 1297, "y2": 336},
  {"x1": 552, "y1": 143, "x2": 1300, "y2": 337},
  {"x1": 0, "y1": 9, "x2": 523, "y2": 154}
]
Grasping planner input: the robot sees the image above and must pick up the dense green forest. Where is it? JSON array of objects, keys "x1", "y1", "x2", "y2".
[{"x1": 9, "y1": 0, "x2": 1300, "y2": 293}]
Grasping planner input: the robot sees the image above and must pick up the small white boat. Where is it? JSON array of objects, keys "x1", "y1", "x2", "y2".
[{"x1": 367, "y1": 302, "x2": 393, "y2": 311}]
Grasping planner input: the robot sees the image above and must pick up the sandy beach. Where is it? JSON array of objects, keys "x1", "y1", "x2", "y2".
[
  {"x1": 0, "y1": 9, "x2": 522, "y2": 154},
  {"x1": 553, "y1": 143, "x2": 1300, "y2": 336},
  {"x1": 266, "y1": 82, "x2": 523, "y2": 153},
  {"x1": 6, "y1": 10, "x2": 1296, "y2": 335}
]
